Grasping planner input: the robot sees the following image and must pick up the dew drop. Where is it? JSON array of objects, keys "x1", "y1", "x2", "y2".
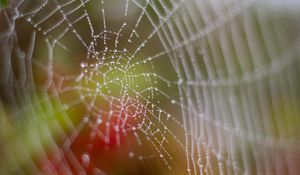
[{"x1": 128, "y1": 152, "x2": 134, "y2": 158}]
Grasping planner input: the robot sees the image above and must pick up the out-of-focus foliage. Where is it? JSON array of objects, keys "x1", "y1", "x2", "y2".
[
  {"x1": 0, "y1": 0, "x2": 8, "y2": 8},
  {"x1": 1, "y1": 0, "x2": 300, "y2": 175}
]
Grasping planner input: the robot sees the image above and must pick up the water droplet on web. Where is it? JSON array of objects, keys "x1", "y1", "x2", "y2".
[
  {"x1": 114, "y1": 125, "x2": 120, "y2": 132},
  {"x1": 167, "y1": 114, "x2": 171, "y2": 119},
  {"x1": 80, "y1": 62, "x2": 86, "y2": 68},
  {"x1": 178, "y1": 78, "x2": 183, "y2": 84},
  {"x1": 83, "y1": 117, "x2": 89, "y2": 123},
  {"x1": 81, "y1": 153, "x2": 90, "y2": 167},
  {"x1": 128, "y1": 152, "x2": 134, "y2": 158},
  {"x1": 96, "y1": 118, "x2": 102, "y2": 124}
]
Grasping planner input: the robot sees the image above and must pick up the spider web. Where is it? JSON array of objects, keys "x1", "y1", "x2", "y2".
[
  {"x1": 1, "y1": 0, "x2": 186, "y2": 174},
  {"x1": 1, "y1": 0, "x2": 300, "y2": 175}
]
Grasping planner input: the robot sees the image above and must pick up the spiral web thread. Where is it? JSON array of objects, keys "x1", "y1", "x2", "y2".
[{"x1": 1, "y1": 0, "x2": 300, "y2": 174}]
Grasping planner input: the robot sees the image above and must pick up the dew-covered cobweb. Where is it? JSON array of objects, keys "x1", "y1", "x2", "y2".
[{"x1": 1, "y1": 0, "x2": 300, "y2": 174}]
